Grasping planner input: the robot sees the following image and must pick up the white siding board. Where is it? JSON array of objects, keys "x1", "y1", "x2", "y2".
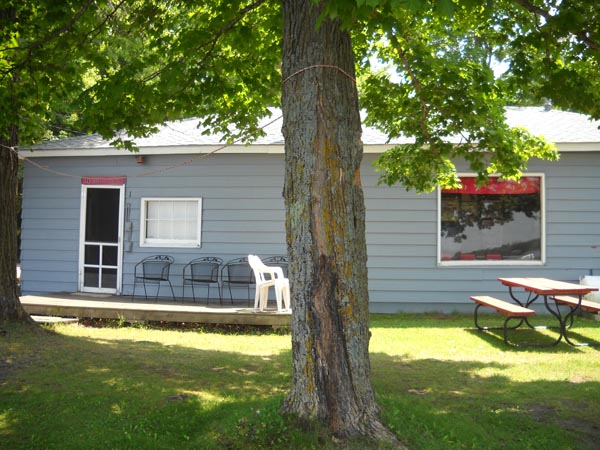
[
  {"x1": 546, "y1": 234, "x2": 600, "y2": 246},
  {"x1": 20, "y1": 248, "x2": 79, "y2": 260},
  {"x1": 550, "y1": 200, "x2": 600, "y2": 211},
  {"x1": 20, "y1": 239, "x2": 78, "y2": 252},
  {"x1": 367, "y1": 234, "x2": 434, "y2": 246},
  {"x1": 21, "y1": 220, "x2": 78, "y2": 233},
  {"x1": 366, "y1": 210, "x2": 436, "y2": 222},
  {"x1": 22, "y1": 209, "x2": 80, "y2": 220},
  {"x1": 207, "y1": 211, "x2": 284, "y2": 221},
  {"x1": 366, "y1": 198, "x2": 436, "y2": 211},
  {"x1": 203, "y1": 221, "x2": 284, "y2": 233},
  {"x1": 549, "y1": 212, "x2": 600, "y2": 223},
  {"x1": 550, "y1": 190, "x2": 598, "y2": 201},
  {"x1": 548, "y1": 223, "x2": 598, "y2": 234}
]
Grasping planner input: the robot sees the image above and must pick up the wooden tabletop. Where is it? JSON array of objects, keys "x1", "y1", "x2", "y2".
[{"x1": 497, "y1": 277, "x2": 599, "y2": 295}]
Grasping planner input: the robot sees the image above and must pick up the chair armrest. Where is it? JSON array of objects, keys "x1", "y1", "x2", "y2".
[{"x1": 264, "y1": 265, "x2": 285, "y2": 280}]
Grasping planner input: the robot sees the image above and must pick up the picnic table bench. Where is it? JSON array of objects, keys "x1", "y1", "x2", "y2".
[
  {"x1": 471, "y1": 278, "x2": 599, "y2": 347},
  {"x1": 470, "y1": 295, "x2": 537, "y2": 346},
  {"x1": 552, "y1": 295, "x2": 600, "y2": 313}
]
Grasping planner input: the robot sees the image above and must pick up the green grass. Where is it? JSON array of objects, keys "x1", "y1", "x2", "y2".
[{"x1": 1, "y1": 314, "x2": 600, "y2": 449}]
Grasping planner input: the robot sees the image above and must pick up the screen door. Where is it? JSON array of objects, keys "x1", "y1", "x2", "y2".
[{"x1": 79, "y1": 185, "x2": 124, "y2": 293}]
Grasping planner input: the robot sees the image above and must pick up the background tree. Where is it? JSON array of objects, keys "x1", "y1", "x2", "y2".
[{"x1": 0, "y1": 1, "x2": 140, "y2": 323}]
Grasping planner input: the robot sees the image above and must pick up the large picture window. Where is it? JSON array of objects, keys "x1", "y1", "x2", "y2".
[
  {"x1": 439, "y1": 176, "x2": 544, "y2": 264},
  {"x1": 140, "y1": 198, "x2": 202, "y2": 248}
]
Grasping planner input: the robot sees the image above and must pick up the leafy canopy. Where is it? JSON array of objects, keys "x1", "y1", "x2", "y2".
[
  {"x1": 6, "y1": 0, "x2": 600, "y2": 192},
  {"x1": 0, "y1": 1, "x2": 129, "y2": 145},
  {"x1": 316, "y1": 0, "x2": 599, "y2": 191}
]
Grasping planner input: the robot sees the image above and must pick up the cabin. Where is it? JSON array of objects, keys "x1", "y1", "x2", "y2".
[{"x1": 19, "y1": 106, "x2": 600, "y2": 313}]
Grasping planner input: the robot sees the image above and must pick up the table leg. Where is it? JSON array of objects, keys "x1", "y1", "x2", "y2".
[
  {"x1": 507, "y1": 287, "x2": 538, "y2": 329},
  {"x1": 507, "y1": 288, "x2": 563, "y2": 345},
  {"x1": 555, "y1": 295, "x2": 597, "y2": 347},
  {"x1": 539, "y1": 294, "x2": 564, "y2": 346}
]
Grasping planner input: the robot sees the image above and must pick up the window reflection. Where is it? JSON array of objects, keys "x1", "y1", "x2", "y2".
[{"x1": 440, "y1": 177, "x2": 542, "y2": 262}]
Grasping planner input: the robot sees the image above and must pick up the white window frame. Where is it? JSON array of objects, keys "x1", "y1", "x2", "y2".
[
  {"x1": 437, "y1": 173, "x2": 546, "y2": 266},
  {"x1": 140, "y1": 197, "x2": 202, "y2": 248}
]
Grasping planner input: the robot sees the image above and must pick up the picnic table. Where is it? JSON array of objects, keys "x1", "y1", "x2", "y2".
[{"x1": 498, "y1": 277, "x2": 599, "y2": 347}]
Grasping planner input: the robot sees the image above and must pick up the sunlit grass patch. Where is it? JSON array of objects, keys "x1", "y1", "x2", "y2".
[{"x1": 1, "y1": 314, "x2": 599, "y2": 449}]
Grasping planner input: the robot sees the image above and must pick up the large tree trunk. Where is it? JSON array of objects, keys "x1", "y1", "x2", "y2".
[
  {"x1": 280, "y1": 0, "x2": 400, "y2": 445},
  {"x1": 0, "y1": 125, "x2": 30, "y2": 324},
  {"x1": 1, "y1": 4, "x2": 32, "y2": 324}
]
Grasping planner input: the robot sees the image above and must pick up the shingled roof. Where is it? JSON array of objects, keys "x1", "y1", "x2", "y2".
[{"x1": 26, "y1": 106, "x2": 600, "y2": 156}]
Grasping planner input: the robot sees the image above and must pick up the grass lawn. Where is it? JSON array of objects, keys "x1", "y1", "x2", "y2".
[{"x1": 1, "y1": 313, "x2": 599, "y2": 449}]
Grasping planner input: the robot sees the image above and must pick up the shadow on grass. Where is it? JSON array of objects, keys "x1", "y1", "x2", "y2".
[
  {"x1": 0, "y1": 324, "x2": 302, "y2": 450},
  {"x1": 2, "y1": 320, "x2": 600, "y2": 450},
  {"x1": 465, "y1": 314, "x2": 600, "y2": 351},
  {"x1": 464, "y1": 328, "x2": 576, "y2": 352},
  {"x1": 371, "y1": 352, "x2": 600, "y2": 450}
]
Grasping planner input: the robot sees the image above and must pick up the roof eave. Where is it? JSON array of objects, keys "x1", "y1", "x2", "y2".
[{"x1": 19, "y1": 141, "x2": 599, "y2": 158}]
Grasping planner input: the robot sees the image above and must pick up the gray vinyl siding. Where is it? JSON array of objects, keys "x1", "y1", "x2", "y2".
[
  {"x1": 21, "y1": 153, "x2": 288, "y2": 299},
  {"x1": 20, "y1": 150, "x2": 600, "y2": 312},
  {"x1": 362, "y1": 152, "x2": 600, "y2": 312}
]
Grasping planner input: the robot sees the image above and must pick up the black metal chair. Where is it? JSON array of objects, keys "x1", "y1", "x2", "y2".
[
  {"x1": 182, "y1": 256, "x2": 223, "y2": 304},
  {"x1": 132, "y1": 255, "x2": 176, "y2": 301},
  {"x1": 221, "y1": 257, "x2": 255, "y2": 305},
  {"x1": 262, "y1": 255, "x2": 289, "y2": 278}
]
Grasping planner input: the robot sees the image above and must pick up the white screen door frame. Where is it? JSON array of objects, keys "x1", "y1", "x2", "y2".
[{"x1": 78, "y1": 183, "x2": 125, "y2": 294}]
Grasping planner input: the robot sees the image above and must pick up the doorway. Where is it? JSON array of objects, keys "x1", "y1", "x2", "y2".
[{"x1": 79, "y1": 185, "x2": 124, "y2": 293}]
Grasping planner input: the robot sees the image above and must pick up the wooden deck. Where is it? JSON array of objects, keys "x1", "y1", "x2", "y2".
[{"x1": 20, "y1": 292, "x2": 291, "y2": 327}]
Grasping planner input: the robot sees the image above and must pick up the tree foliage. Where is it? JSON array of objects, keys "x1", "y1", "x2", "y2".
[
  {"x1": 75, "y1": 0, "x2": 600, "y2": 191},
  {"x1": 77, "y1": 0, "x2": 282, "y2": 149},
  {"x1": 0, "y1": 1, "x2": 134, "y2": 323},
  {"x1": 352, "y1": 0, "x2": 600, "y2": 192}
]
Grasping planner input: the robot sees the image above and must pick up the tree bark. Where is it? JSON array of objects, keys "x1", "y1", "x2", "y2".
[
  {"x1": 0, "y1": 11, "x2": 32, "y2": 323},
  {"x1": 0, "y1": 128, "x2": 31, "y2": 324},
  {"x1": 280, "y1": 0, "x2": 401, "y2": 444}
]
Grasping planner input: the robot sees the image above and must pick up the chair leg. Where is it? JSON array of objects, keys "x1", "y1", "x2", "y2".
[
  {"x1": 154, "y1": 281, "x2": 160, "y2": 302},
  {"x1": 259, "y1": 286, "x2": 269, "y2": 311},
  {"x1": 274, "y1": 286, "x2": 283, "y2": 312},
  {"x1": 281, "y1": 283, "x2": 291, "y2": 311},
  {"x1": 254, "y1": 286, "x2": 261, "y2": 310},
  {"x1": 167, "y1": 280, "x2": 175, "y2": 302},
  {"x1": 273, "y1": 281, "x2": 284, "y2": 311},
  {"x1": 131, "y1": 278, "x2": 137, "y2": 301},
  {"x1": 206, "y1": 284, "x2": 210, "y2": 306}
]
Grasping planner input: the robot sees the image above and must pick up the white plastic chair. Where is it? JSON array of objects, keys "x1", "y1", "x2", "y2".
[{"x1": 248, "y1": 255, "x2": 290, "y2": 312}]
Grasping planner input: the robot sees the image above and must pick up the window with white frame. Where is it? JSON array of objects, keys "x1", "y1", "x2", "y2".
[
  {"x1": 439, "y1": 175, "x2": 544, "y2": 264},
  {"x1": 140, "y1": 198, "x2": 202, "y2": 247}
]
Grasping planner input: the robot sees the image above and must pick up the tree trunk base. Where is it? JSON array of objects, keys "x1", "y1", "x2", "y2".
[
  {"x1": 280, "y1": 405, "x2": 407, "y2": 449},
  {"x1": 0, "y1": 295, "x2": 33, "y2": 324}
]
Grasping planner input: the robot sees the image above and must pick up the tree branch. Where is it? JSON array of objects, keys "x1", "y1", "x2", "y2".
[
  {"x1": 388, "y1": 32, "x2": 435, "y2": 150},
  {"x1": 7, "y1": 0, "x2": 96, "y2": 53},
  {"x1": 143, "y1": 0, "x2": 268, "y2": 84},
  {"x1": 1, "y1": 1, "x2": 127, "y2": 79},
  {"x1": 513, "y1": 0, "x2": 600, "y2": 51},
  {"x1": 82, "y1": 0, "x2": 128, "y2": 42}
]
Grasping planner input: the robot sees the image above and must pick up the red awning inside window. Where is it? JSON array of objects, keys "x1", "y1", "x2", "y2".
[{"x1": 442, "y1": 177, "x2": 540, "y2": 195}]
